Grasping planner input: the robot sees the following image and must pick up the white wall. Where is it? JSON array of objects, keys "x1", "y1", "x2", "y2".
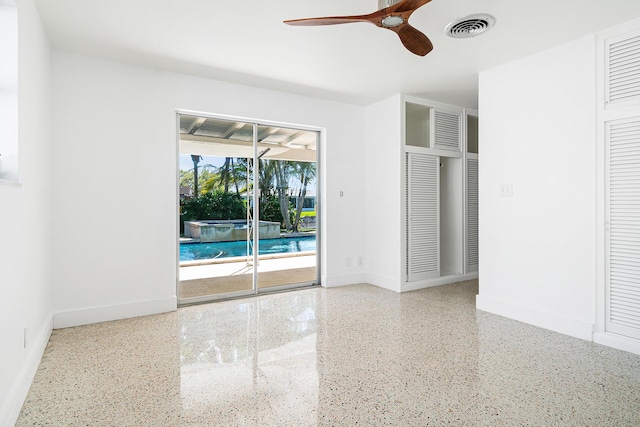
[
  {"x1": 363, "y1": 95, "x2": 403, "y2": 292},
  {"x1": 476, "y1": 35, "x2": 597, "y2": 340},
  {"x1": 50, "y1": 51, "x2": 366, "y2": 326},
  {"x1": 0, "y1": 0, "x2": 52, "y2": 425},
  {"x1": 440, "y1": 157, "x2": 463, "y2": 275}
]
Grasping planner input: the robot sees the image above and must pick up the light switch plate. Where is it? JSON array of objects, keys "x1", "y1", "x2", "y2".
[{"x1": 500, "y1": 183, "x2": 513, "y2": 197}]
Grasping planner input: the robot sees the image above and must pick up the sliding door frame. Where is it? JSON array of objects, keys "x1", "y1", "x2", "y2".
[{"x1": 175, "y1": 110, "x2": 322, "y2": 306}]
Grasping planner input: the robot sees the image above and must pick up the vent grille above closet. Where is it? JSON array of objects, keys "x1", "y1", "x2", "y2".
[
  {"x1": 433, "y1": 110, "x2": 460, "y2": 150},
  {"x1": 607, "y1": 33, "x2": 640, "y2": 105}
]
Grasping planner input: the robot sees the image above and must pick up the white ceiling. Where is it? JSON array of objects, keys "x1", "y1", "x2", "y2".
[{"x1": 35, "y1": 0, "x2": 640, "y2": 109}]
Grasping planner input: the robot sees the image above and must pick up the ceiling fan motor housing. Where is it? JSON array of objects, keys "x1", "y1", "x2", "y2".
[
  {"x1": 379, "y1": 0, "x2": 405, "y2": 27},
  {"x1": 379, "y1": 0, "x2": 402, "y2": 7}
]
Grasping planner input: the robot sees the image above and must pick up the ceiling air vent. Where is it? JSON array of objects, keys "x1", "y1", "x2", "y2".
[{"x1": 445, "y1": 14, "x2": 495, "y2": 38}]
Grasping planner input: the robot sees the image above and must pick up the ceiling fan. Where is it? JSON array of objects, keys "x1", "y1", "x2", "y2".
[{"x1": 284, "y1": 0, "x2": 434, "y2": 56}]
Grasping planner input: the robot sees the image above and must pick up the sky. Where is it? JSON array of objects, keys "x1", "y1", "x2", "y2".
[
  {"x1": 179, "y1": 154, "x2": 224, "y2": 171},
  {"x1": 179, "y1": 154, "x2": 317, "y2": 197}
]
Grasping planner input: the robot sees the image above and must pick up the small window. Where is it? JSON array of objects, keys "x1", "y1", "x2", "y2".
[{"x1": 0, "y1": 0, "x2": 18, "y2": 182}]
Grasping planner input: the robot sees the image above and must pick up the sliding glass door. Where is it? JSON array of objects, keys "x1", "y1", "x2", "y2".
[
  {"x1": 177, "y1": 114, "x2": 319, "y2": 304},
  {"x1": 255, "y1": 126, "x2": 318, "y2": 291}
]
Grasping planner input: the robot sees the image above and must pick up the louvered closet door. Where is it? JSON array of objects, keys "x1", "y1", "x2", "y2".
[
  {"x1": 606, "y1": 31, "x2": 640, "y2": 106},
  {"x1": 467, "y1": 158, "x2": 479, "y2": 272},
  {"x1": 606, "y1": 117, "x2": 640, "y2": 339},
  {"x1": 406, "y1": 152, "x2": 439, "y2": 281}
]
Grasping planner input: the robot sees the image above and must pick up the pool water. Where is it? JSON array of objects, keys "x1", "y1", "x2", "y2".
[{"x1": 180, "y1": 236, "x2": 316, "y2": 261}]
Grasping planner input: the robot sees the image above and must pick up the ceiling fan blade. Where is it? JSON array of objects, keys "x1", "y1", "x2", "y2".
[
  {"x1": 396, "y1": 24, "x2": 433, "y2": 56},
  {"x1": 284, "y1": 15, "x2": 374, "y2": 27},
  {"x1": 284, "y1": 1, "x2": 435, "y2": 56}
]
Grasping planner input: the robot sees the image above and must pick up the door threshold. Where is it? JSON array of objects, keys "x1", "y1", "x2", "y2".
[{"x1": 178, "y1": 282, "x2": 320, "y2": 307}]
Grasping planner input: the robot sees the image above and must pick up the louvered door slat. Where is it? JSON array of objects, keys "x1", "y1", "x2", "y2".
[
  {"x1": 610, "y1": 37, "x2": 640, "y2": 53},
  {"x1": 606, "y1": 117, "x2": 640, "y2": 339},
  {"x1": 609, "y1": 73, "x2": 640, "y2": 87},
  {"x1": 406, "y1": 153, "x2": 439, "y2": 281},
  {"x1": 611, "y1": 63, "x2": 640, "y2": 78},
  {"x1": 467, "y1": 158, "x2": 479, "y2": 272},
  {"x1": 610, "y1": 136, "x2": 640, "y2": 146},
  {"x1": 612, "y1": 288, "x2": 640, "y2": 300},
  {"x1": 607, "y1": 33, "x2": 640, "y2": 105}
]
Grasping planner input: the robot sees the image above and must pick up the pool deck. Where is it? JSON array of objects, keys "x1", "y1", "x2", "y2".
[
  {"x1": 180, "y1": 253, "x2": 316, "y2": 280},
  {"x1": 179, "y1": 253, "x2": 317, "y2": 299},
  {"x1": 179, "y1": 231, "x2": 316, "y2": 245}
]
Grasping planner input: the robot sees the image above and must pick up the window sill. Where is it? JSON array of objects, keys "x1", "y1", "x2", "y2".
[{"x1": 0, "y1": 178, "x2": 22, "y2": 187}]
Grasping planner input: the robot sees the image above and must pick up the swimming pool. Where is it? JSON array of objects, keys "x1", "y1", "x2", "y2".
[{"x1": 180, "y1": 235, "x2": 316, "y2": 261}]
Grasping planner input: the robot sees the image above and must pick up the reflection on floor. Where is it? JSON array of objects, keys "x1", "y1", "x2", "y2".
[
  {"x1": 16, "y1": 280, "x2": 640, "y2": 426},
  {"x1": 179, "y1": 254, "x2": 316, "y2": 299}
]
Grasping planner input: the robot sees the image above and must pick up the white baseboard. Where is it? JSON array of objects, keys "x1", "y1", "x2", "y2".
[
  {"x1": 593, "y1": 332, "x2": 640, "y2": 356},
  {"x1": 476, "y1": 294, "x2": 594, "y2": 341},
  {"x1": 53, "y1": 297, "x2": 177, "y2": 329},
  {"x1": 402, "y1": 272, "x2": 479, "y2": 293},
  {"x1": 0, "y1": 315, "x2": 53, "y2": 427},
  {"x1": 365, "y1": 272, "x2": 402, "y2": 293},
  {"x1": 322, "y1": 272, "x2": 366, "y2": 288}
]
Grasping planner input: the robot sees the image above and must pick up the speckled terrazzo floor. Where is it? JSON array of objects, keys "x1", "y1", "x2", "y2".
[{"x1": 16, "y1": 280, "x2": 640, "y2": 426}]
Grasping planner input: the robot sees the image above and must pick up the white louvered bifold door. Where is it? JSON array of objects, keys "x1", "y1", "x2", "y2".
[
  {"x1": 606, "y1": 30, "x2": 640, "y2": 106},
  {"x1": 606, "y1": 117, "x2": 640, "y2": 339},
  {"x1": 406, "y1": 153, "x2": 439, "y2": 281},
  {"x1": 432, "y1": 109, "x2": 461, "y2": 151},
  {"x1": 467, "y1": 158, "x2": 479, "y2": 272}
]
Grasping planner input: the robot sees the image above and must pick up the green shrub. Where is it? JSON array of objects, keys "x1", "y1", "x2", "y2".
[
  {"x1": 259, "y1": 194, "x2": 285, "y2": 226},
  {"x1": 181, "y1": 191, "x2": 246, "y2": 221}
]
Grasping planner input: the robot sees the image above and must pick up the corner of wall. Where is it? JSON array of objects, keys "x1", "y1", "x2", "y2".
[
  {"x1": 0, "y1": 315, "x2": 52, "y2": 427},
  {"x1": 593, "y1": 332, "x2": 640, "y2": 356},
  {"x1": 476, "y1": 294, "x2": 595, "y2": 341},
  {"x1": 364, "y1": 272, "x2": 402, "y2": 293},
  {"x1": 323, "y1": 272, "x2": 367, "y2": 288},
  {"x1": 53, "y1": 297, "x2": 177, "y2": 329}
]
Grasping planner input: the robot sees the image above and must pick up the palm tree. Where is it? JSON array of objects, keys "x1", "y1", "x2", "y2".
[
  {"x1": 258, "y1": 159, "x2": 276, "y2": 199},
  {"x1": 273, "y1": 160, "x2": 294, "y2": 231},
  {"x1": 215, "y1": 157, "x2": 248, "y2": 194},
  {"x1": 219, "y1": 157, "x2": 232, "y2": 193},
  {"x1": 292, "y1": 161, "x2": 316, "y2": 232},
  {"x1": 190, "y1": 155, "x2": 202, "y2": 197},
  {"x1": 232, "y1": 157, "x2": 249, "y2": 194}
]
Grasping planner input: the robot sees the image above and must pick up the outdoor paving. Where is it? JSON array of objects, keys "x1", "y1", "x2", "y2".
[{"x1": 179, "y1": 254, "x2": 317, "y2": 299}]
